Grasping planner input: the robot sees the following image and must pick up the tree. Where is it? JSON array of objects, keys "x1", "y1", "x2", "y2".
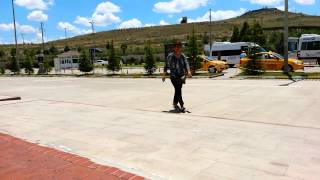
[
  {"x1": 243, "y1": 47, "x2": 265, "y2": 75},
  {"x1": 0, "y1": 49, "x2": 5, "y2": 61},
  {"x1": 202, "y1": 32, "x2": 209, "y2": 45},
  {"x1": 144, "y1": 40, "x2": 157, "y2": 75},
  {"x1": 24, "y1": 52, "x2": 34, "y2": 75},
  {"x1": 251, "y1": 21, "x2": 266, "y2": 46},
  {"x1": 49, "y1": 44, "x2": 59, "y2": 55},
  {"x1": 77, "y1": 46, "x2": 84, "y2": 52},
  {"x1": 120, "y1": 43, "x2": 128, "y2": 56},
  {"x1": 10, "y1": 48, "x2": 20, "y2": 74},
  {"x1": 186, "y1": 27, "x2": 201, "y2": 74},
  {"x1": 240, "y1": 21, "x2": 251, "y2": 42},
  {"x1": 43, "y1": 55, "x2": 52, "y2": 74},
  {"x1": 107, "y1": 41, "x2": 120, "y2": 73},
  {"x1": 78, "y1": 50, "x2": 93, "y2": 73},
  {"x1": 230, "y1": 26, "x2": 241, "y2": 42},
  {"x1": 64, "y1": 45, "x2": 71, "y2": 52},
  {"x1": 106, "y1": 41, "x2": 111, "y2": 50}
]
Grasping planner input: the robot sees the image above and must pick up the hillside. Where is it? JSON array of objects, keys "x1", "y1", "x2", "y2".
[{"x1": 1, "y1": 8, "x2": 320, "y2": 53}]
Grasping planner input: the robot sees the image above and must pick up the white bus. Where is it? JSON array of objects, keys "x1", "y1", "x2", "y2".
[
  {"x1": 204, "y1": 42, "x2": 266, "y2": 67},
  {"x1": 297, "y1": 34, "x2": 320, "y2": 65},
  {"x1": 289, "y1": 37, "x2": 299, "y2": 59}
]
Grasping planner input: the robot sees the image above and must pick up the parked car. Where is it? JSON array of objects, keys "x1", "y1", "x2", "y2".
[
  {"x1": 240, "y1": 52, "x2": 304, "y2": 72},
  {"x1": 198, "y1": 55, "x2": 228, "y2": 73},
  {"x1": 204, "y1": 42, "x2": 266, "y2": 67},
  {"x1": 94, "y1": 60, "x2": 108, "y2": 66}
]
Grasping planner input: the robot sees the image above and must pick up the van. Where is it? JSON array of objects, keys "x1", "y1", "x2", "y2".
[
  {"x1": 204, "y1": 42, "x2": 266, "y2": 67},
  {"x1": 297, "y1": 34, "x2": 320, "y2": 65}
]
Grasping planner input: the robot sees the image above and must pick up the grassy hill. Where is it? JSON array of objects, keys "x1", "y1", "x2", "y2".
[{"x1": 1, "y1": 8, "x2": 320, "y2": 54}]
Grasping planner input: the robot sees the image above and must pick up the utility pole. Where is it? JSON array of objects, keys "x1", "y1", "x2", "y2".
[
  {"x1": 89, "y1": 20, "x2": 96, "y2": 65},
  {"x1": 20, "y1": 33, "x2": 25, "y2": 45},
  {"x1": 38, "y1": 22, "x2": 45, "y2": 74},
  {"x1": 284, "y1": 0, "x2": 289, "y2": 73},
  {"x1": 40, "y1": 22, "x2": 45, "y2": 53},
  {"x1": 64, "y1": 28, "x2": 68, "y2": 46},
  {"x1": 11, "y1": 0, "x2": 19, "y2": 71},
  {"x1": 209, "y1": 8, "x2": 212, "y2": 56}
]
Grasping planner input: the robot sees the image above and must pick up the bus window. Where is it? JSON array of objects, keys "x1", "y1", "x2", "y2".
[
  {"x1": 301, "y1": 42, "x2": 308, "y2": 50},
  {"x1": 288, "y1": 42, "x2": 298, "y2": 51},
  {"x1": 241, "y1": 46, "x2": 249, "y2": 51},
  {"x1": 314, "y1": 41, "x2": 320, "y2": 50}
]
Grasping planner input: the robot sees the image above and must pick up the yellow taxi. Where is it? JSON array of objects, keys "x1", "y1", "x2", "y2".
[
  {"x1": 198, "y1": 55, "x2": 228, "y2": 73},
  {"x1": 240, "y1": 52, "x2": 304, "y2": 72}
]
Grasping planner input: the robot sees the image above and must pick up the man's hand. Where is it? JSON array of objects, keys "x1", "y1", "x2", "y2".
[{"x1": 187, "y1": 71, "x2": 192, "y2": 78}]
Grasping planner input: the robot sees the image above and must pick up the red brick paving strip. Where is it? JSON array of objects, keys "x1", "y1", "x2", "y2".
[{"x1": 0, "y1": 133, "x2": 145, "y2": 180}]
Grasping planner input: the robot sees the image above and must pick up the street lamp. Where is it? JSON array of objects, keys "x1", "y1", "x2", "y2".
[
  {"x1": 284, "y1": 0, "x2": 289, "y2": 73},
  {"x1": 89, "y1": 20, "x2": 96, "y2": 63},
  {"x1": 11, "y1": 0, "x2": 19, "y2": 71},
  {"x1": 209, "y1": 9, "x2": 212, "y2": 55}
]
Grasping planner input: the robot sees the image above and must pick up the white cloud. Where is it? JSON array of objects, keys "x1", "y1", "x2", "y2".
[
  {"x1": 74, "y1": 16, "x2": 91, "y2": 27},
  {"x1": 57, "y1": 22, "x2": 91, "y2": 35},
  {"x1": 160, "y1": 20, "x2": 170, "y2": 25},
  {"x1": 154, "y1": 0, "x2": 209, "y2": 14},
  {"x1": 145, "y1": 20, "x2": 171, "y2": 27},
  {"x1": 74, "y1": 1, "x2": 121, "y2": 27},
  {"x1": 94, "y1": 1, "x2": 121, "y2": 14},
  {"x1": 145, "y1": 23, "x2": 156, "y2": 27},
  {"x1": 0, "y1": 23, "x2": 38, "y2": 34},
  {"x1": 27, "y1": 10, "x2": 48, "y2": 22},
  {"x1": 118, "y1": 19, "x2": 143, "y2": 29},
  {"x1": 0, "y1": 23, "x2": 13, "y2": 31},
  {"x1": 189, "y1": 8, "x2": 247, "y2": 22},
  {"x1": 295, "y1": 0, "x2": 315, "y2": 5},
  {"x1": 248, "y1": 0, "x2": 282, "y2": 6},
  {"x1": 19, "y1": 24, "x2": 38, "y2": 33},
  {"x1": 14, "y1": 0, "x2": 54, "y2": 10}
]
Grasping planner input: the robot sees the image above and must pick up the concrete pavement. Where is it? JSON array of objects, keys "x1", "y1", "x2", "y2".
[{"x1": 0, "y1": 77, "x2": 320, "y2": 180}]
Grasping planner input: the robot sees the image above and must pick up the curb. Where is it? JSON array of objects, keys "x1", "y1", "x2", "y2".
[{"x1": 0, "y1": 97, "x2": 21, "y2": 101}]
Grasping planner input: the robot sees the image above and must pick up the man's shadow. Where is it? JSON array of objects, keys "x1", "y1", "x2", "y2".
[
  {"x1": 162, "y1": 108, "x2": 191, "y2": 114},
  {"x1": 162, "y1": 109, "x2": 182, "y2": 114}
]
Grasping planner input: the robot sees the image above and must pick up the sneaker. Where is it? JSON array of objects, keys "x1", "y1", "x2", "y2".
[{"x1": 180, "y1": 107, "x2": 186, "y2": 113}]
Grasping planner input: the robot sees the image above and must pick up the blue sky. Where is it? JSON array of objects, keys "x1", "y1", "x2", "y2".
[{"x1": 0, "y1": 0, "x2": 319, "y2": 44}]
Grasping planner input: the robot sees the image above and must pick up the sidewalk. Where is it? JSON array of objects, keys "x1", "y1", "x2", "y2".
[{"x1": 0, "y1": 133, "x2": 144, "y2": 180}]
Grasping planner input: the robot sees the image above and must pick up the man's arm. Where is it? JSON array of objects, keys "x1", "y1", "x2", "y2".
[
  {"x1": 162, "y1": 54, "x2": 170, "y2": 82},
  {"x1": 183, "y1": 54, "x2": 192, "y2": 77}
]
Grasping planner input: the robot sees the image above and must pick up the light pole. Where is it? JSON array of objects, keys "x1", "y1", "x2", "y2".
[
  {"x1": 209, "y1": 9, "x2": 212, "y2": 56},
  {"x1": 284, "y1": 0, "x2": 289, "y2": 73},
  {"x1": 11, "y1": 0, "x2": 19, "y2": 71},
  {"x1": 64, "y1": 27, "x2": 68, "y2": 46},
  {"x1": 89, "y1": 20, "x2": 96, "y2": 64},
  {"x1": 89, "y1": 20, "x2": 96, "y2": 74}
]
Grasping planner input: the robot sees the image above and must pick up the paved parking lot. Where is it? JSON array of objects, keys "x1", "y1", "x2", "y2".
[{"x1": 1, "y1": 77, "x2": 320, "y2": 180}]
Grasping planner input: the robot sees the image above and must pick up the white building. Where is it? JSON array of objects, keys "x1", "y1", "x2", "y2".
[{"x1": 54, "y1": 51, "x2": 80, "y2": 72}]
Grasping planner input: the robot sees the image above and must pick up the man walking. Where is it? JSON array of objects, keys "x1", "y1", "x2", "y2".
[{"x1": 162, "y1": 41, "x2": 192, "y2": 112}]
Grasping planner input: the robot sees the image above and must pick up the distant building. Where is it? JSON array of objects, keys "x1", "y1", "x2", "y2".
[
  {"x1": 54, "y1": 51, "x2": 80, "y2": 72},
  {"x1": 180, "y1": 17, "x2": 188, "y2": 24}
]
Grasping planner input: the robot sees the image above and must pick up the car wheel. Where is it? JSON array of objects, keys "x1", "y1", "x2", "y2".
[{"x1": 208, "y1": 67, "x2": 217, "y2": 73}]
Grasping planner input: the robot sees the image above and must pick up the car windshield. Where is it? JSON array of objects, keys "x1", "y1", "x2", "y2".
[{"x1": 273, "y1": 53, "x2": 284, "y2": 59}]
